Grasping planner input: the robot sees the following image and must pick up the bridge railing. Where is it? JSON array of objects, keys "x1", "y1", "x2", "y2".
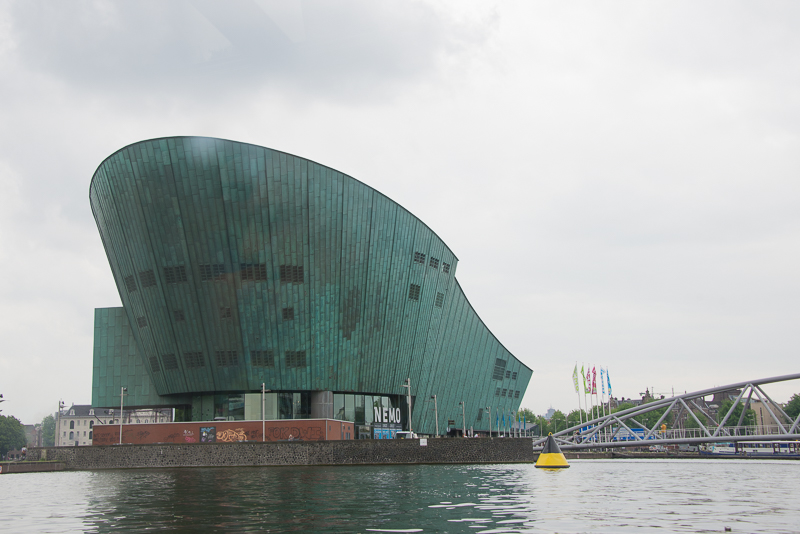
[{"x1": 532, "y1": 372, "x2": 800, "y2": 450}]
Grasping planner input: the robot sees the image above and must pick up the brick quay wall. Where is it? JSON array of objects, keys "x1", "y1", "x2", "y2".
[{"x1": 27, "y1": 438, "x2": 535, "y2": 470}]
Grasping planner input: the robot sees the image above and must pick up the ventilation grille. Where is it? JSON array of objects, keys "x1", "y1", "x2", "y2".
[
  {"x1": 215, "y1": 350, "x2": 238, "y2": 367},
  {"x1": 124, "y1": 275, "x2": 137, "y2": 292},
  {"x1": 408, "y1": 284, "x2": 421, "y2": 301},
  {"x1": 278, "y1": 265, "x2": 303, "y2": 284},
  {"x1": 200, "y1": 264, "x2": 225, "y2": 281},
  {"x1": 435, "y1": 292, "x2": 444, "y2": 308},
  {"x1": 492, "y1": 359, "x2": 507, "y2": 381},
  {"x1": 163, "y1": 354, "x2": 179, "y2": 371},
  {"x1": 173, "y1": 310, "x2": 185, "y2": 322},
  {"x1": 282, "y1": 307, "x2": 294, "y2": 320},
  {"x1": 241, "y1": 263, "x2": 268, "y2": 281},
  {"x1": 164, "y1": 265, "x2": 187, "y2": 284},
  {"x1": 149, "y1": 356, "x2": 161, "y2": 373},
  {"x1": 442, "y1": 262, "x2": 451, "y2": 274},
  {"x1": 220, "y1": 307, "x2": 232, "y2": 319},
  {"x1": 136, "y1": 316, "x2": 147, "y2": 328},
  {"x1": 139, "y1": 270, "x2": 157, "y2": 288},
  {"x1": 286, "y1": 350, "x2": 307, "y2": 368},
  {"x1": 413, "y1": 252, "x2": 426, "y2": 264},
  {"x1": 429, "y1": 257, "x2": 439, "y2": 269},
  {"x1": 251, "y1": 350, "x2": 274, "y2": 368},
  {"x1": 183, "y1": 352, "x2": 205, "y2": 368}
]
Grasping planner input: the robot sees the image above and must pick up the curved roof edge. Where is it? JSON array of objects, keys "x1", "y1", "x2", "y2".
[
  {"x1": 89, "y1": 135, "x2": 459, "y2": 262},
  {"x1": 452, "y1": 278, "x2": 532, "y2": 374}
]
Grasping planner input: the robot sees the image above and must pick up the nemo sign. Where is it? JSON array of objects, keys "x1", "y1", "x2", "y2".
[{"x1": 374, "y1": 407, "x2": 402, "y2": 424}]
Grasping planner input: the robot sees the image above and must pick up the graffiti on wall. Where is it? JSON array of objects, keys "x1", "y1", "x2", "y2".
[
  {"x1": 200, "y1": 427, "x2": 216, "y2": 443},
  {"x1": 217, "y1": 428, "x2": 247, "y2": 442}
]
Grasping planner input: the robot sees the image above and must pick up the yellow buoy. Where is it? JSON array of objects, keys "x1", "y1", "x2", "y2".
[{"x1": 535, "y1": 433, "x2": 570, "y2": 468}]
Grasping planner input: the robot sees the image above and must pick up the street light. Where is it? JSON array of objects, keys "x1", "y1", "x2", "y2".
[
  {"x1": 56, "y1": 400, "x2": 65, "y2": 447},
  {"x1": 459, "y1": 401, "x2": 466, "y2": 438},
  {"x1": 429, "y1": 395, "x2": 439, "y2": 436},
  {"x1": 119, "y1": 387, "x2": 127, "y2": 445},
  {"x1": 401, "y1": 378, "x2": 412, "y2": 434},
  {"x1": 261, "y1": 384, "x2": 271, "y2": 442},
  {"x1": 486, "y1": 406, "x2": 492, "y2": 438}
]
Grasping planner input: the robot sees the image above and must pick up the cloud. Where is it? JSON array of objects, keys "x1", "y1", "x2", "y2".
[{"x1": 6, "y1": 0, "x2": 494, "y2": 103}]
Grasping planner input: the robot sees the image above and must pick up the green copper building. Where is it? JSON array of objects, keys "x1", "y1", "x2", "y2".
[{"x1": 90, "y1": 136, "x2": 531, "y2": 436}]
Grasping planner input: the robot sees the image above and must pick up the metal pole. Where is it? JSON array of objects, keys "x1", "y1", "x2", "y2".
[
  {"x1": 459, "y1": 401, "x2": 465, "y2": 437},
  {"x1": 401, "y1": 378, "x2": 412, "y2": 434},
  {"x1": 262, "y1": 383, "x2": 266, "y2": 442},
  {"x1": 119, "y1": 387, "x2": 127, "y2": 445},
  {"x1": 487, "y1": 406, "x2": 492, "y2": 438},
  {"x1": 432, "y1": 395, "x2": 439, "y2": 436}
]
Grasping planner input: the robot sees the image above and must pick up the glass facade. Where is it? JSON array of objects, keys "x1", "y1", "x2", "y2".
[{"x1": 90, "y1": 137, "x2": 532, "y2": 435}]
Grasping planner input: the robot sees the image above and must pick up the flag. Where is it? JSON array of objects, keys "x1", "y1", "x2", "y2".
[
  {"x1": 581, "y1": 365, "x2": 588, "y2": 393},
  {"x1": 600, "y1": 368, "x2": 606, "y2": 396},
  {"x1": 501, "y1": 412, "x2": 505, "y2": 429},
  {"x1": 572, "y1": 364, "x2": 579, "y2": 392},
  {"x1": 607, "y1": 368, "x2": 612, "y2": 396},
  {"x1": 591, "y1": 367, "x2": 597, "y2": 394},
  {"x1": 586, "y1": 368, "x2": 591, "y2": 394}
]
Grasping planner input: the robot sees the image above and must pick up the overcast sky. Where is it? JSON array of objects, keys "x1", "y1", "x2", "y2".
[{"x1": 1, "y1": 0, "x2": 799, "y2": 424}]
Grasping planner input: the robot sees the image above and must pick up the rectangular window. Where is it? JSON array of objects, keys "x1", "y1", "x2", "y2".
[
  {"x1": 164, "y1": 265, "x2": 187, "y2": 284},
  {"x1": 434, "y1": 292, "x2": 444, "y2": 308},
  {"x1": 495, "y1": 388, "x2": 501, "y2": 396},
  {"x1": 137, "y1": 316, "x2": 148, "y2": 328},
  {"x1": 215, "y1": 350, "x2": 238, "y2": 367},
  {"x1": 89, "y1": 431, "x2": 92, "y2": 440},
  {"x1": 477, "y1": 408, "x2": 483, "y2": 421},
  {"x1": 251, "y1": 350, "x2": 275, "y2": 367},
  {"x1": 286, "y1": 350, "x2": 307, "y2": 368},
  {"x1": 429, "y1": 257, "x2": 440, "y2": 269},
  {"x1": 282, "y1": 307, "x2": 294, "y2": 320},
  {"x1": 200, "y1": 264, "x2": 226, "y2": 281},
  {"x1": 442, "y1": 262, "x2": 450, "y2": 274},
  {"x1": 149, "y1": 356, "x2": 161, "y2": 373},
  {"x1": 514, "y1": 391, "x2": 520, "y2": 399},
  {"x1": 241, "y1": 263, "x2": 268, "y2": 281},
  {"x1": 139, "y1": 269, "x2": 157, "y2": 288},
  {"x1": 124, "y1": 275, "x2": 137, "y2": 292},
  {"x1": 279, "y1": 265, "x2": 304, "y2": 283},
  {"x1": 492, "y1": 359, "x2": 507, "y2": 381},
  {"x1": 408, "y1": 284, "x2": 421, "y2": 301},
  {"x1": 183, "y1": 352, "x2": 205, "y2": 368},
  {"x1": 413, "y1": 252, "x2": 426, "y2": 264},
  {"x1": 163, "y1": 354, "x2": 179, "y2": 370},
  {"x1": 501, "y1": 389, "x2": 507, "y2": 397},
  {"x1": 220, "y1": 307, "x2": 232, "y2": 319},
  {"x1": 506, "y1": 370, "x2": 511, "y2": 379},
  {"x1": 512, "y1": 372, "x2": 517, "y2": 380},
  {"x1": 173, "y1": 309, "x2": 185, "y2": 322}
]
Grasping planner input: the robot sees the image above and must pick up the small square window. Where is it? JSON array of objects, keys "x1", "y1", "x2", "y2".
[
  {"x1": 163, "y1": 354, "x2": 178, "y2": 370},
  {"x1": 215, "y1": 350, "x2": 238, "y2": 367},
  {"x1": 137, "y1": 316, "x2": 148, "y2": 328},
  {"x1": 286, "y1": 350, "x2": 307, "y2": 368},
  {"x1": 434, "y1": 292, "x2": 444, "y2": 308},
  {"x1": 512, "y1": 372, "x2": 517, "y2": 380},
  {"x1": 124, "y1": 275, "x2": 137, "y2": 292},
  {"x1": 282, "y1": 307, "x2": 294, "y2": 320},
  {"x1": 429, "y1": 257, "x2": 440, "y2": 269},
  {"x1": 501, "y1": 389, "x2": 507, "y2": 397},
  {"x1": 442, "y1": 262, "x2": 451, "y2": 274},
  {"x1": 514, "y1": 391, "x2": 520, "y2": 399},
  {"x1": 174, "y1": 309, "x2": 185, "y2": 322},
  {"x1": 252, "y1": 350, "x2": 275, "y2": 367},
  {"x1": 183, "y1": 352, "x2": 205, "y2": 368},
  {"x1": 139, "y1": 269, "x2": 156, "y2": 288},
  {"x1": 413, "y1": 252, "x2": 426, "y2": 264},
  {"x1": 505, "y1": 370, "x2": 511, "y2": 379},
  {"x1": 408, "y1": 284, "x2": 421, "y2": 301},
  {"x1": 220, "y1": 307, "x2": 232, "y2": 319}
]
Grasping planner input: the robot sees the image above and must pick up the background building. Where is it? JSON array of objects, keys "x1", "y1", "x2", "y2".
[{"x1": 90, "y1": 137, "x2": 531, "y2": 436}]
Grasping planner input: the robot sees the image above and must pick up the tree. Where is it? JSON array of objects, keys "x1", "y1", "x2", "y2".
[
  {"x1": 41, "y1": 414, "x2": 56, "y2": 447},
  {"x1": 612, "y1": 402, "x2": 635, "y2": 414},
  {"x1": 567, "y1": 409, "x2": 588, "y2": 427},
  {"x1": 0, "y1": 415, "x2": 27, "y2": 458},
  {"x1": 517, "y1": 408, "x2": 536, "y2": 423},
  {"x1": 785, "y1": 394, "x2": 800, "y2": 420},
  {"x1": 718, "y1": 399, "x2": 755, "y2": 427}
]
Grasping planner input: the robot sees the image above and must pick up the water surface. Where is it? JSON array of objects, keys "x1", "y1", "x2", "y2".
[{"x1": 1, "y1": 459, "x2": 797, "y2": 533}]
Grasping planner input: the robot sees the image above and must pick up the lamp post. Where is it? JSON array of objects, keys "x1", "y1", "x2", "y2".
[
  {"x1": 401, "y1": 378, "x2": 412, "y2": 434},
  {"x1": 459, "y1": 401, "x2": 466, "y2": 438},
  {"x1": 119, "y1": 387, "x2": 127, "y2": 445},
  {"x1": 486, "y1": 406, "x2": 492, "y2": 438},
  {"x1": 430, "y1": 395, "x2": 439, "y2": 436},
  {"x1": 56, "y1": 400, "x2": 65, "y2": 447},
  {"x1": 261, "y1": 384, "x2": 271, "y2": 442}
]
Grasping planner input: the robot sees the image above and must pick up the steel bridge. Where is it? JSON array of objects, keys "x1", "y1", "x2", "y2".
[{"x1": 532, "y1": 372, "x2": 800, "y2": 451}]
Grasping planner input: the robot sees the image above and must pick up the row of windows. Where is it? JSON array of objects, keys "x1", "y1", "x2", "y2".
[
  {"x1": 495, "y1": 388, "x2": 521, "y2": 398},
  {"x1": 68, "y1": 420, "x2": 93, "y2": 429},
  {"x1": 413, "y1": 252, "x2": 451, "y2": 274},
  {"x1": 124, "y1": 263, "x2": 305, "y2": 291},
  {"x1": 151, "y1": 350, "x2": 309, "y2": 371},
  {"x1": 408, "y1": 284, "x2": 446, "y2": 308},
  {"x1": 140, "y1": 305, "x2": 301, "y2": 326},
  {"x1": 68, "y1": 431, "x2": 92, "y2": 440}
]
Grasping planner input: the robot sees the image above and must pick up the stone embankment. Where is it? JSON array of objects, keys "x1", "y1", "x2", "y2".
[
  {"x1": 0, "y1": 461, "x2": 65, "y2": 474},
  {"x1": 27, "y1": 438, "x2": 535, "y2": 470}
]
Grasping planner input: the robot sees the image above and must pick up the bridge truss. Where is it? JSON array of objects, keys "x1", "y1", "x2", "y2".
[{"x1": 532, "y1": 373, "x2": 800, "y2": 450}]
